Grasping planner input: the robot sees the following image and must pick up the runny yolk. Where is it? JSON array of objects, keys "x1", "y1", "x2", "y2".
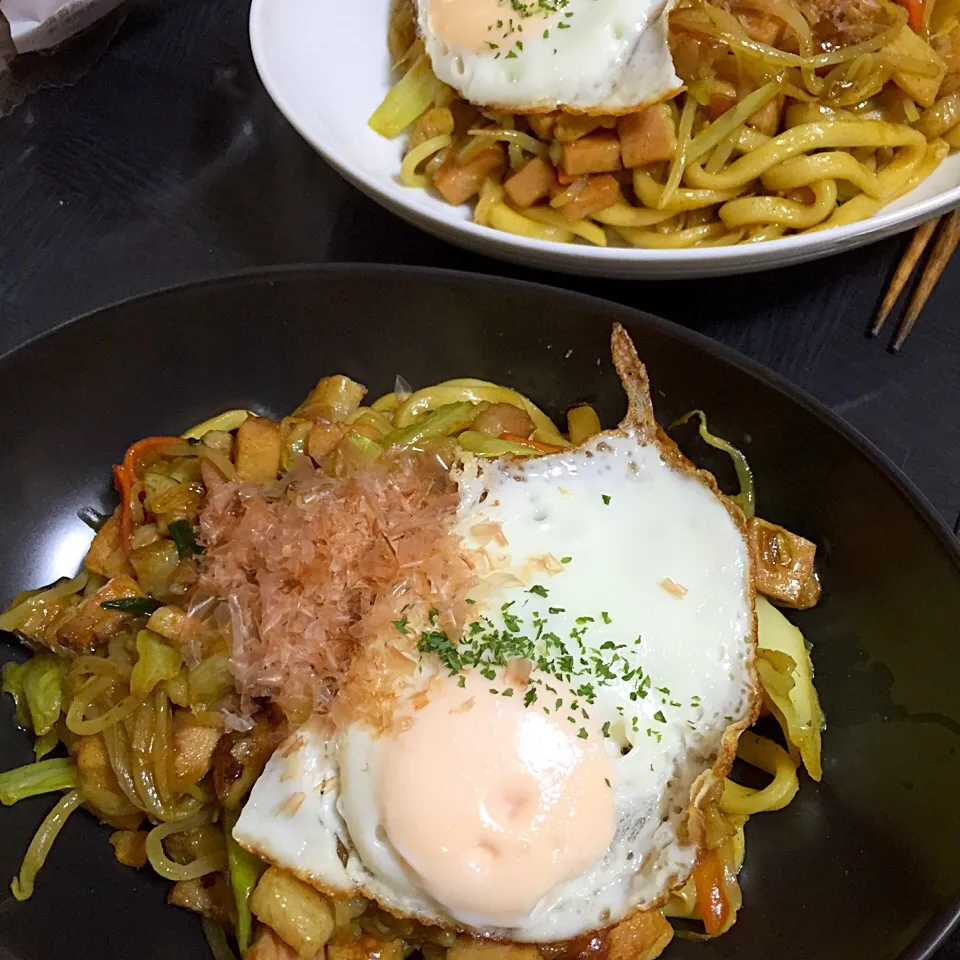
[{"x1": 376, "y1": 669, "x2": 615, "y2": 926}]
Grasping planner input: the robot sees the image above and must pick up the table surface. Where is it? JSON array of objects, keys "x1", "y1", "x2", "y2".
[{"x1": 0, "y1": 1, "x2": 957, "y2": 958}]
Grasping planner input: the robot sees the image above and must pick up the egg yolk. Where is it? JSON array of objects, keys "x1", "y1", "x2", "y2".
[
  {"x1": 427, "y1": 0, "x2": 555, "y2": 54},
  {"x1": 376, "y1": 669, "x2": 615, "y2": 926}
]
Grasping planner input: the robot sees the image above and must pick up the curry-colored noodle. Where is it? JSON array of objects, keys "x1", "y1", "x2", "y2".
[
  {"x1": 1, "y1": 360, "x2": 823, "y2": 960},
  {"x1": 370, "y1": 0, "x2": 960, "y2": 246}
]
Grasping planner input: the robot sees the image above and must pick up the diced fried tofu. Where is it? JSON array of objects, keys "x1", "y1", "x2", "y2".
[
  {"x1": 470, "y1": 402, "x2": 536, "y2": 439},
  {"x1": 308, "y1": 422, "x2": 348, "y2": 461},
  {"x1": 248, "y1": 926, "x2": 301, "y2": 960},
  {"x1": 619, "y1": 105, "x2": 677, "y2": 168},
  {"x1": 606, "y1": 910, "x2": 674, "y2": 960},
  {"x1": 448, "y1": 940, "x2": 541, "y2": 960},
  {"x1": 561, "y1": 131, "x2": 622, "y2": 176},
  {"x1": 56, "y1": 575, "x2": 142, "y2": 651},
  {"x1": 109, "y1": 829, "x2": 148, "y2": 868},
  {"x1": 558, "y1": 174, "x2": 619, "y2": 222},
  {"x1": 554, "y1": 113, "x2": 617, "y2": 143},
  {"x1": 172, "y1": 717, "x2": 223, "y2": 792},
  {"x1": 295, "y1": 375, "x2": 368, "y2": 424},
  {"x1": 213, "y1": 704, "x2": 286, "y2": 808},
  {"x1": 75, "y1": 734, "x2": 138, "y2": 817},
  {"x1": 526, "y1": 112, "x2": 557, "y2": 139},
  {"x1": 748, "y1": 516, "x2": 818, "y2": 608},
  {"x1": 411, "y1": 106, "x2": 455, "y2": 148},
  {"x1": 936, "y1": 25, "x2": 960, "y2": 73},
  {"x1": 251, "y1": 868, "x2": 334, "y2": 957},
  {"x1": 236, "y1": 417, "x2": 283, "y2": 484},
  {"x1": 84, "y1": 510, "x2": 124, "y2": 576},
  {"x1": 168, "y1": 873, "x2": 236, "y2": 926},
  {"x1": 737, "y1": 10, "x2": 782, "y2": 45},
  {"x1": 434, "y1": 145, "x2": 506, "y2": 206},
  {"x1": 327, "y1": 936, "x2": 405, "y2": 960},
  {"x1": 504, "y1": 157, "x2": 557, "y2": 208},
  {"x1": 889, "y1": 26, "x2": 947, "y2": 107}
]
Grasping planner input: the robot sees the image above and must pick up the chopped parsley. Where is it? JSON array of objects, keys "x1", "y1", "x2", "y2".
[
  {"x1": 653, "y1": 710, "x2": 667, "y2": 723},
  {"x1": 561, "y1": 556, "x2": 572, "y2": 564},
  {"x1": 528, "y1": 585, "x2": 549, "y2": 598},
  {"x1": 601, "y1": 494, "x2": 611, "y2": 505},
  {"x1": 601, "y1": 611, "x2": 612, "y2": 624},
  {"x1": 392, "y1": 616, "x2": 409, "y2": 634},
  {"x1": 577, "y1": 727, "x2": 588, "y2": 740}
]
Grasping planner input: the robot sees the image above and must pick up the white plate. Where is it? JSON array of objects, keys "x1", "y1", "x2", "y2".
[{"x1": 249, "y1": 0, "x2": 960, "y2": 278}]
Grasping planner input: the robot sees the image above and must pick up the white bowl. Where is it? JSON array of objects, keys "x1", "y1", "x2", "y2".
[{"x1": 249, "y1": 0, "x2": 960, "y2": 278}]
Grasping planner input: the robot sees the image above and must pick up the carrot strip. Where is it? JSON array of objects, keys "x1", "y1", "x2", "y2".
[
  {"x1": 896, "y1": 0, "x2": 925, "y2": 31},
  {"x1": 693, "y1": 849, "x2": 731, "y2": 936},
  {"x1": 113, "y1": 436, "x2": 182, "y2": 554},
  {"x1": 498, "y1": 433, "x2": 564, "y2": 454}
]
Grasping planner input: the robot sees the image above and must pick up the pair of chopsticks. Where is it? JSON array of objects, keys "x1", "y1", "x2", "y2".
[{"x1": 872, "y1": 209, "x2": 960, "y2": 351}]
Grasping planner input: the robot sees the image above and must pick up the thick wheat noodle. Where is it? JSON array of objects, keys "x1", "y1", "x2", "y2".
[
  {"x1": 719, "y1": 178, "x2": 838, "y2": 229},
  {"x1": 682, "y1": 121, "x2": 927, "y2": 191},
  {"x1": 633, "y1": 171, "x2": 744, "y2": 211},
  {"x1": 760, "y1": 152, "x2": 883, "y2": 197},
  {"x1": 617, "y1": 221, "x2": 730, "y2": 247},
  {"x1": 808, "y1": 140, "x2": 942, "y2": 231},
  {"x1": 401, "y1": 134, "x2": 452, "y2": 187},
  {"x1": 65, "y1": 675, "x2": 142, "y2": 736},
  {"x1": 145, "y1": 810, "x2": 226, "y2": 881}
]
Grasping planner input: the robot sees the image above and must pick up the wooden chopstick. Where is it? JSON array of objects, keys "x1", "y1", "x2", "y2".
[{"x1": 872, "y1": 209, "x2": 960, "y2": 351}]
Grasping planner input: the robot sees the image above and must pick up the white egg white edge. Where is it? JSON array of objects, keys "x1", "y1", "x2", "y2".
[
  {"x1": 416, "y1": 0, "x2": 684, "y2": 114},
  {"x1": 233, "y1": 324, "x2": 762, "y2": 943}
]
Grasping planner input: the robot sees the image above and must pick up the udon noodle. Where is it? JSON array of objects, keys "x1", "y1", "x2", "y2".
[
  {"x1": 370, "y1": 0, "x2": 960, "y2": 246},
  {"x1": 1, "y1": 362, "x2": 823, "y2": 959}
]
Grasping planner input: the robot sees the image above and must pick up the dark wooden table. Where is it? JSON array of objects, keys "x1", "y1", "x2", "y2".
[{"x1": 0, "y1": 1, "x2": 957, "y2": 958}]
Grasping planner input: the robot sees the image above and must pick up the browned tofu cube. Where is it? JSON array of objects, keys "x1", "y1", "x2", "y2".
[
  {"x1": 748, "y1": 516, "x2": 818, "y2": 608},
  {"x1": 251, "y1": 867, "x2": 334, "y2": 956},
  {"x1": 619, "y1": 104, "x2": 677, "y2": 168},
  {"x1": 607, "y1": 910, "x2": 674, "y2": 960},
  {"x1": 109, "y1": 830, "x2": 148, "y2": 868},
  {"x1": 56, "y1": 574, "x2": 143, "y2": 650},
  {"x1": 84, "y1": 509, "x2": 124, "y2": 576},
  {"x1": 738, "y1": 10, "x2": 783, "y2": 45},
  {"x1": 172, "y1": 717, "x2": 223, "y2": 792},
  {"x1": 526, "y1": 112, "x2": 557, "y2": 139},
  {"x1": 236, "y1": 417, "x2": 282, "y2": 484}
]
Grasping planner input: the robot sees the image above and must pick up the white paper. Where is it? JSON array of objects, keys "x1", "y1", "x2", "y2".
[{"x1": 0, "y1": 0, "x2": 125, "y2": 53}]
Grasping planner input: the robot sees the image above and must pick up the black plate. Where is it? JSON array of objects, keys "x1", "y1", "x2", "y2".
[{"x1": 1, "y1": 266, "x2": 958, "y2": 960}]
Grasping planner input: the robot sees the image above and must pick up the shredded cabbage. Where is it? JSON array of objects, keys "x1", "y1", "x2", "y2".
[
  {"x1": 756, "y1": 596, "x2": 824, "y2": 780},
  {"x1": 130, "y1": 630, "x2": 182, "y2": 699},
  {"x1": 0, "y1": 758, "x2": 79, "y2": 806},
  {"x1": 671, "y1": 410, "x2": 756, "y2": 518}
]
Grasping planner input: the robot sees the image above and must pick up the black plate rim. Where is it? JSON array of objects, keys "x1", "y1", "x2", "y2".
[{"x1": 2, "y1": 261, "x2": 958, "y2": 958}]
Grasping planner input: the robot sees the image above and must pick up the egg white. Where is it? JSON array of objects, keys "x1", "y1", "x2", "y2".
[
  {"x1": 235, "y1": 429, "x2": 756, "y2": 941},
  {"x1": 416, "y1": 0, "x2": 681, "y2": 112}
]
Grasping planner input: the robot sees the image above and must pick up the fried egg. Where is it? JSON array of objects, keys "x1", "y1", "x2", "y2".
[
  {"x1": 415, "y1": 0, "x2": 681, "y2": 112},
  {"x1": 235, "y1": 329, "x2": 758, "y2": 943}
]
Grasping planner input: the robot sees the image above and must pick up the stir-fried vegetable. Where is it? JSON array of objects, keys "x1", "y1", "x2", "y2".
[
  {"x1": 20, "y1": 656, "x2": 61, "y2": 736},
  {"x1": 11, "y1": 789, "x2": 84, "y2": 900},
  {"x1": 131, "y1": 630, "x2": 182, "y2": 699},
  {"x1": 101, "y1": 596, "x2": 162, "y2": 615},
  {"x1": 0, "y1": 758, "x2": 78, "y2": 806},
  {"x1": 671, "y1": 410, "x2": 755, "y2": 518},
  {"x1": 225, "y1": 806, "x2": 266, "y2": 954}
]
